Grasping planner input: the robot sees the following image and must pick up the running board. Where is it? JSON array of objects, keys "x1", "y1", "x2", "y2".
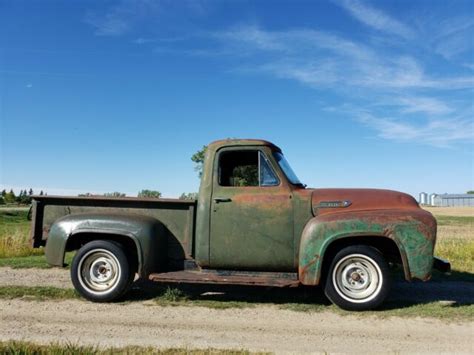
[{"x1": 149, "y1": 270, "x2": 300, "y2": 287}]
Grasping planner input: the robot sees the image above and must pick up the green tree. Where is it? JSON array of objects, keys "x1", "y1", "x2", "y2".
[
  {"x1": 191, "y1": 145, "x2": 207, "y2": 178},
  {"x1": 15, "y1": 190, "x2": 24, "y2": 204},
  {"x1": 20, "y1": 193, "x2": 32, "y2": 205},
  {"x1": 0, "y1": 196, "x2": 5, "y2": 205},
  {"x1": 179, "y1": 192, "x2": 198, "y2": 200},
  {"x1": 1, "y1": 189, "x2": 6, "y2": 197},
  {"x1": 138, "y1": 189, "x2": 161, "y2": 198},
  {"x1": 103, "y1": 192, "x2": 126, "y2": 198},
  {"x1": 467, "y1": 191, "x2": 474, "y2": 194},
  {"x1": 39, "y1": 190, "x2": 44, "y2": 196},
  {"x1": 78, "y1": 193, "x2": 93, "y2": 197},
  {"x1": 4, "y1": 189, "x2": 16, "y2": 204},
  {"x1": 28, "y1": 188, "x2": 34, "y2": 196}
]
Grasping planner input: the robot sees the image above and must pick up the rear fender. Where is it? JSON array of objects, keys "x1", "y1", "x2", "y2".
[{"x1": 45, "y1": 213, "x2": 167, "y2": 277}]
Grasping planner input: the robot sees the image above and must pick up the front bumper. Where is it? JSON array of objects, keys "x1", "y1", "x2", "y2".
[{"x1": 433, "y1": 256, "x2": 451, "y2": 273}]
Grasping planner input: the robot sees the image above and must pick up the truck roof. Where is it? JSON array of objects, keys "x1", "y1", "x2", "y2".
[{"x1": 208, "y1": 139, "x2": 282, "y2": 152}]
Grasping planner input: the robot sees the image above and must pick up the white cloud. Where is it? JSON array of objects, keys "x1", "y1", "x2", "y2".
[
  {"x1": 26, "y1": 83, "x2": 33, "y2": 88},
  {"x1": 212, "y1": 26, "x2": 474, "y2": 90},
  {"x1": 358, "y1": 112, "x2": 474, "y2": 148},
  {"x1": 397, "y1": 97, "x2": 453, "y2": 115},
  {"x1": 335, "y1": 0, "x2": 414, "y2": 39},
  {"x1": 206, "y1": 25, "x2": 474, "y2": 148}
]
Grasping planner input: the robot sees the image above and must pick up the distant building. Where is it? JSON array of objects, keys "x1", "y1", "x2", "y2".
[
  {"x1": 419, "y1": 192, "x2": 428, "y2": 205},
  {"x1": 431, "y1": 194, "x2": 474, "y2": 207}
]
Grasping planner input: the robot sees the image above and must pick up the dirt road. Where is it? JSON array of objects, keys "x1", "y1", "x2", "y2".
[
  {"x1": 1, "y1": 267, "x2": 473, "y2": 353},
  {"x1": 0, "y1": 298, "x2": 472, "y2": 353}
]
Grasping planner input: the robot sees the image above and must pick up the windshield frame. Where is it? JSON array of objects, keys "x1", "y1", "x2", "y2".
[{"x1": 273, "y1": 151, "x2": 304, "y2": 187}]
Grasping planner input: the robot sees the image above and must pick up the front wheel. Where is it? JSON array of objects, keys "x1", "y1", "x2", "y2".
[
  {"x1": 324, "y1": 245, "x2": 391, "y2": 311},
  {"x1": 71, "y1": 240, "x2": 134, "y2": 302}
]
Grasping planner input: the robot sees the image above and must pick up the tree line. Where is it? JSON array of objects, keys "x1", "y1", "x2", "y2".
[
  {"x1": 0, "y1": 189, "x2": 44, "y2": 205},
  {"x1": 1, "y1": 145, "x2": 232, "y2": 205}
]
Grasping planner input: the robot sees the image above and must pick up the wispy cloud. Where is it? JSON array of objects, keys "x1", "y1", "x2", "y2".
[
  {"x1": 211, "y1": 26, "x2": 474, "y2": 90},
  {"x1": 207, "y1": 25, "x2": 473, "y2": 148},
  {"x1": 397, "y1": 97, "x2": 453, "y2": 115},
  {"x1": 335, "y1": 0, "x2": 414, "y2": 39},
  {"x1": 85, "y1": 0, "x2": 161, "y2": 36},
  {"x1": 358, "y1": 112, "x2": 474, "y2": 148},
  {"x1": 432, "y1": 16, "x2": 474, "y2": 59},
  {"x1": 85, "y1": 0, "x2": 209, "y2": 37}
]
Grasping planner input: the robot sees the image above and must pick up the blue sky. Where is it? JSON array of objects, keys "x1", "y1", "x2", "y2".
[{"x1": 1, "y1": 0, "x2": 473, "y2": 198}]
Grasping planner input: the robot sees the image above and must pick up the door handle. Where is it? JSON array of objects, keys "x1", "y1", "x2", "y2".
[{"x1": 213, "y1": 197, "x2": 232, "y2": 203}]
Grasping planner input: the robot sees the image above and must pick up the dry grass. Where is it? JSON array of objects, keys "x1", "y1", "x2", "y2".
[
  {"x1": 423, "y1": 206, "x2": 474, "y2": 217},
  {"x1": 435, "y1": 224, "x2": 473, "y2": 273},
  {"x1": 428, "y1": 207, "x2": 474, "y2": 273},
  {"x1": 0, "y1": 209, "x2": 43, "y2": 258}
]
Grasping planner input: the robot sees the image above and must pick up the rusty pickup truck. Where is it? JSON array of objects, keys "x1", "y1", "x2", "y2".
[{"x1": 30, "y1": 139, "x2": 450, "y2": 310}]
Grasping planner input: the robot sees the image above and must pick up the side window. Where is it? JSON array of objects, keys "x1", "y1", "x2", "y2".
[
  {"x1": 218, "y1": 150, "x2": 279, "y2": 187},
  {"x1": 259, "y1": 152, "x2": 279, "y2": 186},
  {"x1": 219, "y1": 151, "x2": 259, "y2": 186}
]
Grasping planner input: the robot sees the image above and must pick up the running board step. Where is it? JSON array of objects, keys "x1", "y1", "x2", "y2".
[{"x1": 149, "y1": 270, "x2": 300, "y2": 287}]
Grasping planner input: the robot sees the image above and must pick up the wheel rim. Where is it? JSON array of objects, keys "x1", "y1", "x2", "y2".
[
  {"x1": 332, "y1": 253, "x2": 383, "y2": 303},
  {"x1": 77, "y1": 248, "x2": 121, "y2": 295}
]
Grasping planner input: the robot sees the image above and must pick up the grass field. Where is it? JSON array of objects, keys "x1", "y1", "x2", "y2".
[
  {"x1": 0, "y1": 341, "x2": 262, "y2": 355},
  {"x1": 0, "y1": 208, "x2": 43, "y2": 258},
  {"x1": 425, "y1": 207, "x2": 474, "y2": 274}
]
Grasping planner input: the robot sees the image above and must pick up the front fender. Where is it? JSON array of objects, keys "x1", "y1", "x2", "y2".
[
  {"x1": 298, "y1": 209, "x2": 436, "y2": 285},
  {"x1": 45, "y1": 213, "x2": 166, "y2": 277}
]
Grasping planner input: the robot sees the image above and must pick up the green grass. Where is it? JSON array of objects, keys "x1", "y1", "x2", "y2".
[
  {"x1": 148, "y1": 284, "x2": 473, "y2": 320},
  {"x1": 0, "y1": 286, "x2": 77, "y2": 300},
  {"x1": 0, "y1": 341, "x2": 262, "y2": 355},
  {"x1": 0, "y1": 283, "x2": 471, "y2": 320},
  {"x1": 0, "y1": 252, "x2": 74, "y2": 269},
  {"x1": 153, "y1": 286, "x2": 255, "y2": 310}
]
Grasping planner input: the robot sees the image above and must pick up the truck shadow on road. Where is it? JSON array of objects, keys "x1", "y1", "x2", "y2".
[{"x1": 125, "y1": 270, "x2": 473, "y2": 311}]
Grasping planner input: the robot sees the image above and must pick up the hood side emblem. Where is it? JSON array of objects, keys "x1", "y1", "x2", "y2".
[{"x1": 315, "y1": 200, "x2": 352, "y2": 209}]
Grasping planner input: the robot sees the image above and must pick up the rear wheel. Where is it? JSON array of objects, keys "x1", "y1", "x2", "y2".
[
  {"x1": 71, "y1": 240, "x2": 134, "y2": 302},
  {"x1": 324, "y1": 245, "x2": 391, "y2": 311}
]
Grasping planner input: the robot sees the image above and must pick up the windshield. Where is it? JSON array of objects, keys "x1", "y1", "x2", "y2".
[{"x1": 273, "y1": 152, "x2": 303, "y2": 186}]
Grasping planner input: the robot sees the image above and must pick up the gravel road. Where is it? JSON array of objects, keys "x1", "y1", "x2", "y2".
[{"x1": 1, "y1": 267, "x2": 473, "y2": 353}]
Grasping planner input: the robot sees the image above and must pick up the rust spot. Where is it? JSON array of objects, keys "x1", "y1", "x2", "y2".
[
  {"x1": 149, "y1": 270, "x2": 299, "y2": 287},
  {"x1": 299, "y1": 256, "x2": 319, "y2": 280}
]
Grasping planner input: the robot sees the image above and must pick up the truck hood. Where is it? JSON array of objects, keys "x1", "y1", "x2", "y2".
[{"x1": 310, "y1": 188, "x2": 419, "y2": 216}]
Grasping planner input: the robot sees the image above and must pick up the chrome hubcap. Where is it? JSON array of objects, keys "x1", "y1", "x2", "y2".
[
  {"x1": 333, "y1": 254, "x2": 382, "y2": 303},
  {"x1": 78, "y1": 249, "x2": 121, "y2": 295}
]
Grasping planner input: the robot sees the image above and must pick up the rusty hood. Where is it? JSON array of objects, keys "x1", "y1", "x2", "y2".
[{"x1": 310, "y1": 188, "x2": 419, "y2": 216}]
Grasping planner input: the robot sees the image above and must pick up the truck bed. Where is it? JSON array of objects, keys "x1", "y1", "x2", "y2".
[{"x1": 30, "y1": 195, "x2": 197, "y2": 264}]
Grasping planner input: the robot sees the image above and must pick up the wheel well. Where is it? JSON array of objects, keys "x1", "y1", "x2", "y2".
[
  {"x1": 66, "y1": 233, "x2": 139, "y2": 272},
  {"x1": 320, "y1": 236, "x2": 405, "y2": 282}
]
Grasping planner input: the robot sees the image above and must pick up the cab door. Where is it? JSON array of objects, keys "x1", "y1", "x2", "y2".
[{"x1": 209, "y1": 147, "x2": 294, "y2": 271}]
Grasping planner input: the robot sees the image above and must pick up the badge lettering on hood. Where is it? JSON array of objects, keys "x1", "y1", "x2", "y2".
[{"x1": 316, "y1": 200, "x2": 352, "y2": 208}]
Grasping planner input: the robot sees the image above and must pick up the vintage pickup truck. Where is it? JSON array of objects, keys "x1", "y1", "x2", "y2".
[{"x1": 30, "y1": 139, "x2": 450, "y2": 310}]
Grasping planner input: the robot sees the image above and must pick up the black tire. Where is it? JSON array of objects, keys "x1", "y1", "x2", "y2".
[
  {"x1": 324, "y1": 245, "x2": 391, "y2": 311},
  {"x1": 71, "y1": 240, "x2": 135, "y2": 302}
]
